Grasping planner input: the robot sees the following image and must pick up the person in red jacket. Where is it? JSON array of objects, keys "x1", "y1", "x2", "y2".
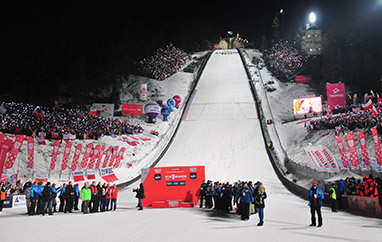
[
  {"x1": 105, "y1": 184, "x2": 112, "y2": 211},
  {"x1": 110, "y1": 184, "x2": 119, "y2": 211}
]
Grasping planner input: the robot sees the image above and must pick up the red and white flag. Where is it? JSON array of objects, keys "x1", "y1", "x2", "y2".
[
  {"x1": 87, "y1": 144, "x2": 101, "y2": 169},
  {"x1": 335, "y1": 135, "x2": 348, "y2": 168},
  {"x1": 71, "y1": 144, "x2": 82, "y2": 171},
  {"x1": 32, "y1": 106, "x2": 45, "y2": 120},
  {"x1": 80, "y1": 143, "x2": 94, "y2": 169},
  {"x1": 73, "y1": 170, "x2": 85, "y2": 182},
  {"x1": 377, "y1": 93, "x2": 381, "y2": 111},
  {"x1": 0, "y1": 134, "x2": 6, "y2": 145},
  {"x1": 357, "y1": 131, "x2": 370, "y2": 166},
  {"x1": 61, "y1": 141, "x2": 72, "y2": 171},
  {"x1": 50, "y1": 140, "x2": 61, "y2": 170},
  {"x1": 87, "y1": 169, "x2": 96, "y2": 180},
  {"x1": 362, "y1": 99, "x2": 378, "y2": 117},
  {"x1": 113, "y1": 147, "x2": 126, "y2": 168},
  {"x1": 0, "y1": 139, "x2": 12, "y2": 177},
  {"x1": 345, "y1": 133, "x2": 359, "y2": 167},
  {"x1": 4, "y1": 135, "x2": 25, "y2": 169},
  {"x1": 108, "y1": 146, "x2": 119, "y2": 167},
  {"x1": 371, "y1": 128, "x2": 382, "y2": 165},
  {"x1": 95, "y1": 145, "x2": 105, "y2": 169},
  {"x1": 102, "y1": 146, "x2": 113, "y2": 168},
  {"x1": 26, "y1": 136, "x2": 35, "y2": 169}
]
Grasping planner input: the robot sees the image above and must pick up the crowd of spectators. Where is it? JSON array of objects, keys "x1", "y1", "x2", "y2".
[
  {"x1": 307, "y1": 107, "x2": 382, "y2": 134},
  {"x1": 262, "y1": 41, "x2": 308, "y2": 80},
  {"x1": 138, "y1": 43, "x2": 188, "y2": 81},
  {"x1": 0, "y1": 102, "x2": 144, "y2": 140},
  {"x1": 335, "y1": 175, "x2": 382, "y2": 198}
]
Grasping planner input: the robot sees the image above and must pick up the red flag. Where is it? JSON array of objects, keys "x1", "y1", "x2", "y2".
[
  {"x1": 335, "y1": 135, "x2": 348, "y2": 168},
  {"x1": 4, "y1": 135, "x2": 25, "y2": 169},
  {"x1": 378, "y1": 93, "x2": 381, "y2": 111},
  {"x1": 102, "y1": 146, "x2": 113, "y2": 168},
  {"x1": 345, "y1": 133, "x2": 359, "y2": 167},
  {"x1": 362, "y1": 100, "x2": 378, "y2": 117},
  {"x1": 108, "y1": 146, "x2": 119, "y2": 167},
  {"x1": 32, "y1": 106, "x2": 45, "y2": 120},
  {"x1": 113, "y1": 147, "x2": 126, "y2": 168},
  {"x1": 371, "y1": 128, "x2": 382, "y2": 165},
  {"x1": 0, "y1": 139, "x2": 12, "y2": 177},
  {"x1": 61, "y1": 141, "x2": 72, "y2": 171},
  {"x1": 0, "y1": 134, "x2": 6, "y2": 146},
  {"x1": 357, "y1": 131, "x2": 370, "y2": 166},
  {"x1": 87, "y1": 144, "x2": 101, "y2": 169},
  {"x1": 95, "y1": 145, "x2": 105, "y2": 169},
  {"x1": 71, "y1": 144, "x2": 82, "y2": 171},
  {"x1": 26, "y1": 136, "x2": 35, "y2": 169},
  {"x1": 80, "y1": 143, "x2": 94, "y2": 169},
  {"x1": 50, "y1": 140, "x2": 61, "y2": 170}
]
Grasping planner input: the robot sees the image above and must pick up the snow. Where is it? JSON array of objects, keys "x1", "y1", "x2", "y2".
[{"x1": 1, "y1": 49, "x2": 382, "y2": 242}]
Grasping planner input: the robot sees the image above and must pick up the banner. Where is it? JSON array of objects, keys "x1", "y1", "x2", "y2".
[
  {"x1": 371, "y1": 128, "x2": 382, "y2": 165},
  {"x1": 71, "y1": 144, "x2": 82, "y2": 171},
  {"x1": 34, "y1": 174, "x2": 48, "y2": 183},
  {"x1": 335, "y1": 135, "x2": 349, "y2": 168},
  {"x1": 320, "y1": 145, "x2": 340, "y2": 172},
  {"x1": 304, "y1": 145, "x2": 339, "y2": 172},
  {"x1": 139, "y1": 83, "x2": 147, "y2": 101},
  {"x1": 12, "y1": 195, "x2": 27, "y2": 208},
  {"x1": 113, "y1": 147, "x2": 126, "y2": 168},
  {"x1": 49, "y1": 140, "x2": 61, "y2": 170},
  {"x1": 60, "y1": 141, "x2": 72, "y2": 171},
  {"x1": 326, "y1": 83, "x2": 346, "y2": 109},
  {"x1": 88, "y1": 144, "x2": 101, "y2": 169},
  {"x1": 345, "y1": 133, "x2": 359, "y2": 167},
  {"x1": 108, "y1": 146, "x2": 119, "y2": 167},
  {"x1": 26, "y1": 136, "x2": 34, "y2": 169},
  {"x1": 0, "y1": 134, "x2": 5, "y2": 146},
  {"x1": 100, "y1": 167, "x2": 118, "y2": 182},
  {"x1": 295, "y1": 75, "x2": 311, "y2": 84},
  {"x1": 122, "y1": 104, "x2": 143, "y2": 116},
  {"x1": 80, "y1": 143, "x2": 94, "y2": 169},
  {"x1": 4, "y1": 135, "x2": 25, "y2": 169},
  {"x1": 357, "y1": 131, "x2": 370, "y2": 166},
  {"x1": 87, "y1": 169, "x2": 96, "y2": 180},
  {"x1": 293, "y1": 96, "x2": 322, "y2": 115},
  {"x1": 95, "y1": 145, "x2": 105, "y2": 169},
  {"x1": 102, "y1": 146, "x2": 113, "y2": 168},
  {"x1": 73, "y1": 170, "x2": 85, "y2": 182},
  {"x1": 0, "y1": 139, "x2": 12, "y2": 176},
  {"x1": 90, "y1": 103, "x2": 114, "y2": 118}
]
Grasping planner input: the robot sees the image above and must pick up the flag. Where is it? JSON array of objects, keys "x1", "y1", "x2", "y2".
[
  {"x1": 357, "y1": 131, "x2": 370, "y2": 166},
  {"x1": 362, "y1": 100, "x2": 378, "y2": 117},
  {"x1": 377, "y1": 93, "x2": 381, "y2": 111},
  {"x1": 50, "y1": 140, "x2": 61, "y2": 170},
  {"x1": 26, "y1": 136, "x2": 35, "y2": 169},
  {"x1": 371, "y1": 128, "x2": 382, "y2": 165},
  {"x1": 32, "y1": 106, "x2": 45, "y2": 120},
  {"x1": 345, "y1": 133, "x2": 359, "y2": 167},
  {"x1": 89, "y1": 107, "x2": 97, "y2": 115}
]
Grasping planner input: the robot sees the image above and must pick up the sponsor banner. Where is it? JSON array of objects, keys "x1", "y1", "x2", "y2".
[
  {"x1": 326, "y1": 83, "x2": 346, "y2": 109},
  {"x1": 3, "y1": 195, "x2": 13, "y2": 208},
  {"x1": 4, "y1": 135, "x2": 25, "y2": 169},
  {"x1": 95, "y1": 145, "x2": 105, "y2": 169},
  {"x1": 80, "y1": 143, "x2": 94, "y2": 169},
  {"x1": 293, "y1": 96, "x2": 322, "y2": 115},
  {"x1": 0, "y1": 139, "x2": 12, "y2": 176},
  {"x1": 320, "y1": 145, "x2": 340, "y2": 172},
  {"x1": 357, "y1": 131, "x2": 370, "y2": 166},
  {"x1": 305, "y1": 145, "x2": 339, "y2": 172},
  {"x1": 87, "y1": 169, "x2": 96, "y2": 180},
  {"x1": 1, "y1": 174, "x2": 8, "y2": 183},
  {"x1": 12, "y1": 195, "x2": 26, "y2": 208},
  {"x1": 26, "y1": 136, "x2": 34, "y2": 169},
  {"x1": 90, "y1": 103, "x2": 114, "y2": 118},
  {"x1": 113, "y1": 147, "x2": 126, "y2": 168},
  {"x1": 139, "y1": 83, "x2": 147, "y2": 101},
  {"x1": 295, "y1": 75, "x2": 311, "y2": 84},
  {"x1": 50, "y1": 140, "x2": 61, "y2": 170},
  {"x1": 0, "y1": 134, "x2": 6, "y2": 146},
  {"x1": 345, "y1": 133, "x2": 359, "y2": 167},
  {"x1": 304, "y1": 146, "x2": 325, "y2": 172},
  {"x1": 34, "y1": 174, "x2": 48, "y2": 183},
  {"x1": 108, "y1": 146, "x2": 119, "y2": 168},
  {"x1": 102, "y1": 146, "x2": 113, "y2": 168},
  {"x1": 73, "y1": 170, "x2": 85, "y2": 182},
  {"x1": 100, "y1": 167, "x2": 118, "y2": 182},
  {"x1": 88, "y1": 144, "x2": 101, "y2": 169},
  {"x1": 335, "y1": 135, "x2": 349, "y2": 168},
  {"x1": 371, "y1": 128, "x2": 382, "y2": 165},
  {"x1": 122, "y1": 104, "x2": 143, "y2": 116},
  {"x1": 61, "y1": 141, "x2": 72, "y2": 171},
  {"x1": 71, "y1": 144, "x2": 82, "y2": 171},
  {"x1": 347, "y1": 195, "x2": 382, "y2": 218}
]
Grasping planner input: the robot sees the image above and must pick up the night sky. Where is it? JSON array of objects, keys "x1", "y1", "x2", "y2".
[{"x1": 1, "y1": 0, "x2": 382, "y2": 104}]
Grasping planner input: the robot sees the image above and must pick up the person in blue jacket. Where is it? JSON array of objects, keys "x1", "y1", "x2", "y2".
[
  {"x1": 51, "y1": 183, "x2": 59, "y2": 212},
  {"x1": 238, "y1": 182, "x2": 253, "y2": 221},
  {"x1": 307, "y1": 182, "x2": 324, "y2": 227},
  {"x1": 29, "y1": 182, "x2": 39, "y2": 215},
  {"x1": 74, "y1": 184, "x2": 80, "y2": 211},
  {"x1": 36, "y1": 182, "x2": 44, "y2": 214},
  {"x1": 59, "y1": 183, "x2": 66, "y2": 212}
]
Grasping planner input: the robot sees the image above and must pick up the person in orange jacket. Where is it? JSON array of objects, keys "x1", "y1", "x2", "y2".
[
  {"x1": 110, "y1": 184, "x2": 119, "y2": 211},
  {"x1": 0, "y1": 184, "x2": 7, "y2": 212}
]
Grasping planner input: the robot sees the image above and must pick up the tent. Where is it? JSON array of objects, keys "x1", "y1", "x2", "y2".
[{"x1": 324, "y1": 169, "x2": 362, "y2": 183}]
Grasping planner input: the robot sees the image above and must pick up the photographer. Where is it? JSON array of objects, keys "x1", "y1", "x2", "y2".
[{"x1": 133, "y1": 183, "x2": 145, "y2": 210}]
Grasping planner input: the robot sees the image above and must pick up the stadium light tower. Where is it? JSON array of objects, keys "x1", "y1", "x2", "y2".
[{"x1": 309, "y1": 12, "x2": 316, "y2": 24}]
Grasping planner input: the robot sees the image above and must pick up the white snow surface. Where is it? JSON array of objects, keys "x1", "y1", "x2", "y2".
[{"x1": 1, "y1": 49, "x2": 381, "y2": 242}]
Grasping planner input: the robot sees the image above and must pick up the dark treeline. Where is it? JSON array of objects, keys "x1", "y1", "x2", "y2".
[{"x1": 0, "y1": 1, "x2": 219, "y2": 106}]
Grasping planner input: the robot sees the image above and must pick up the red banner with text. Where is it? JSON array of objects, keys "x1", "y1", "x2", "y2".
[
  {"x1": 122, "y1": 104, "x2": 143, "y2": 116},
  {"x1": 50, "y1": 140, "x2": 61, "y2": 170},
  {"x1": 0, "y1": 139, "x2": 12, "y2": 176},
  {"x1": 108, "y1": 146, "x2": 119, "y2": 167},
  {"x1": 113, "y1": 147, "x2": 125, "y2": 168},
  {"x1": 371, "y1": 128, "x2": 382, "y2": 165},
  {"x1": 71, "y1": 144, "x2": 83, "y2": 172},
  {"x1": 326, "y1": 83, "x2": 346, "y2": 109},
  {"x1": 102, "y1": 146, "x2": 113, "y2": 168},
  {"x1": 345, "y1": 133, "x2": 359, "y2": 167},
  {"x1": 26, "y1": 136, "x2": 35, "y2": 169},
  {"x1": 61, "y1": 141, "x2": 72, "y2": 171},
  {"x1": 4, "y1": 135, "x2": 25, "y2": 169},
  {"x1": 335, "y1": 135, "x2": 349, "y2": 168},
  {"x1": 88, "y1": 144, "x2": 101, "y2": 169},
  {"x1": 95, "y1": 145, "x2": 105, "y2": 169},
  {"x1": 80, "y1": 143, "x2": 94, "y2": 169},
  {"x1": 357, "y1": 131, "x2": 370, "y2": 166}
]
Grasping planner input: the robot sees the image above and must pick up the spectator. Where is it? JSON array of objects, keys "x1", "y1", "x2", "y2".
[
  {"x1": 134, "y1": 183, "x2": 145, "y2": 211},
  {"x1": 81, "y1": 182, "x2": 91, "y2": 214},
  {"x1": 51, "y1": 183, "x2": 59, "y2": 212},
  {"x1": 65, "y1": 181, "x2": 75, "y2": 213},
  {"x1": 0, "y1": 184, "x2": 6, "y2": 212},
  {"x1": 254, "y1": 183, "x2": 267, "y2": 226},
  {"x1": 59, "y1": 183, "x2": 66, "y2": 212},
  {"x1": 307, "y1": 182, "x2": 324, "y2": 227},
  {"x1": 110, "y1": 184, "x2": 119, "y2": 211},
  {"x1": 42, "y1": 182, "x2": 53, "y2": 216},
  {"x1": 74, "y1": 184, "x2": 80, "y2": 211}
]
